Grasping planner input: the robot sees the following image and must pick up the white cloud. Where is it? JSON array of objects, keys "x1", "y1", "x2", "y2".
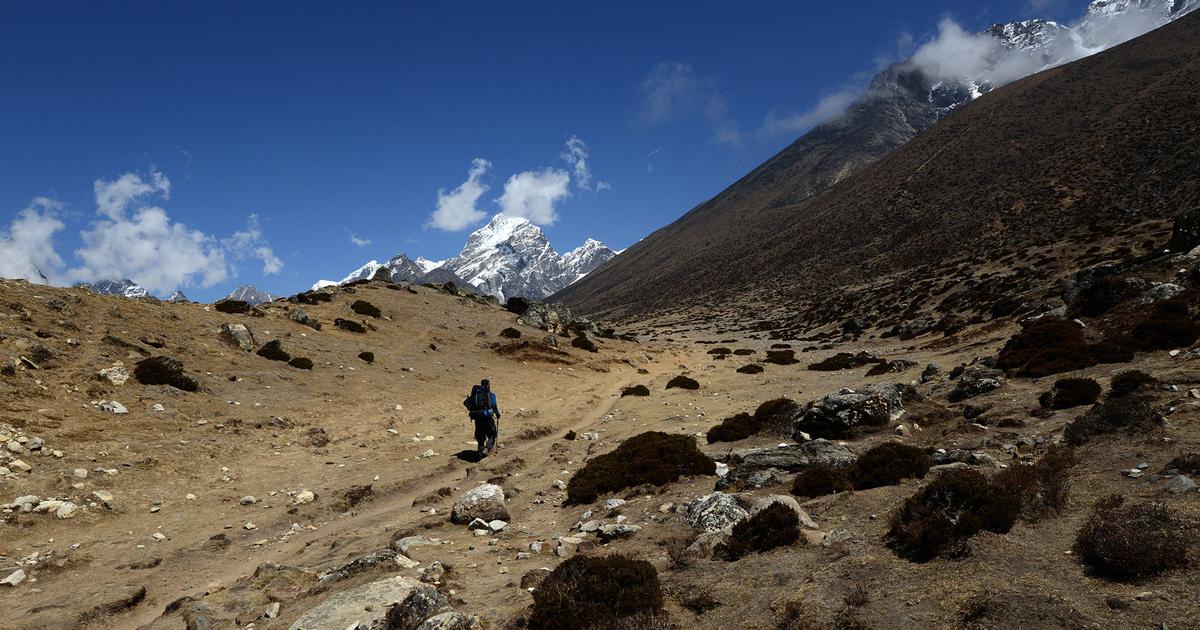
[
  {"x1": 644, "y1": 147, "x2": 663, "y2": 173},
  {"x1": 349, "y1": 234, "x2": 371, "y2": 247},
  {"x1": 69, "y1": 171, "x2": 229, "y2": 293},
  {"x1": 755, "y1": 87, "x2": 861, "y2": 140},
  {"x1": 222, "y1": 214, "x2": 284, "y2": 275},
  {"x1": 428, "y1": 158, "x2": 491, "y2": 231},
  {"x1": 637, "y1": 62, "x2": 743, "y2": 146},
  {"x1": 496, "y1": 168, "x2": 571, "y2": 226},
  {"x1": 560, "y1": 135, "x2": 609, "y2": 192},
  {"x1": 0, "y1": 198, "x2": 66, "y2": 284}
]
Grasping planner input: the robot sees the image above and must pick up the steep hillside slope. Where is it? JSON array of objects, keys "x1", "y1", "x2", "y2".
[{"x1": 560, "y1": 11, "x2": 1200, "y2": 323}]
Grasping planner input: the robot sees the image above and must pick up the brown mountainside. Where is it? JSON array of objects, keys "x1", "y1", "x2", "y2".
[{"x1": 559, "y1": 12, "x2": 1200, "y2": 324}]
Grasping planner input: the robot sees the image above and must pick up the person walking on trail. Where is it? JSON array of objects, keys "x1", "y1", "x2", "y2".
[{"x1": 464, "y1": 378, "x2": 500, "y2": 458}]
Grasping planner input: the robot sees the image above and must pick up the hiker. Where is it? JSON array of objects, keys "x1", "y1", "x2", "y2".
[{"x1": 464, "y1": 378, "x2": 500, "y2": 457}]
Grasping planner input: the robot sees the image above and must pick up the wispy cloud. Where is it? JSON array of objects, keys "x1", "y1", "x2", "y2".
[
  {"x1": 222, "y1": 214, "x2": 283, "y2": 275},
  {"x1": 496, "y1": 168, "x2": 571, "y2": 225},
  {"x1": 349, "y1": 234, "x2": 371, "y2": 247},
  {"x1": 644, "y1": 147, "x2": 663, "y2": 173},
  {"x1": 636, "y1": 62, "x2": 743, "y2": 146},
  {"x1": 427, "y1": 158, "x2": 491, "y2": 231},
  {"x1": 560, "y1": 135, "x2": 609, "y2": 192}
]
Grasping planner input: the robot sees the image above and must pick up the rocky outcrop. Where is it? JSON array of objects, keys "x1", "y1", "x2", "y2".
[
  {"x1": 685, "y1": 492, "x2": 748, "y2": 532},
  {"x1": 948, "y1": 367, "x2": 1003, "y2": 403},
  {"x1": 791, "y1": 384, "x2": 905, "y2": 440},
  {"x1": 517, "y1": 301, "x2": 574, "y2": 335},
  {"x1": 287, "y1": 575, "x2": 421, "y2": 630}
]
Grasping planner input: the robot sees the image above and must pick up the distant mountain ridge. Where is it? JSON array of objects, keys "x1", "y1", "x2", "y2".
[
  {"x1": 226, "y1": 285, "x2": 278, "y2": 305},
  {"x1": 75, "y1": 279, "x2": 149, "y2": 299},
  {"x1": 321, "y1": 214, "x2": 617, "y2": 301}
]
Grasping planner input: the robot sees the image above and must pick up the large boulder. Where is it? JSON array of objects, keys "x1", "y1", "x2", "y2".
[
  {"x1": 518, "y1": 302, "x2": 574, "y2": 335},
  {"x1": 947, "y1": 367, "x2": 1003, "y2": 403},
  {"x1": 288, "y1": 575, "x2": 421, "y2": 630},
  {"x1": 219, "y1": 323, "x2": 256, "y2": 351},
  {"x1": 450, "y1": 484, "x2": 510, "y2": 524},
  {"x1": 732, "y1": 440, "x2": 856, "y2": 471},
  {"x1": 684, "y1": 492, "x2": 748, "y2": 532},
  {"x1": 749, "y1": 495, "x2": 818, "y2": 530},
  {"x1": 791, "y1": 384, "x2": 905, "y2": 440},
  {"x1": 417, "y1": 612, "x2": 481, "y2": 630}
]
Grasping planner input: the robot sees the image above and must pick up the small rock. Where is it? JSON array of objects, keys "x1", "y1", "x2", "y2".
[
  {"x1": 98, "y1": 401, "x2": 128, "y2": 414},
  {"x1": 293, "y1": 490, "x2": 315, "y2": 505},
  {"x1": 1163, "y1": 475, "x2": 1197, "y2": 494},
  {"x1": 1, "y1": 568, "x2": 26, "y2": 586},
  {"x1": 241, "y1": 496, "x2": 257, "y2": 505},
  {"x1": 72, "y1": 468, "x2": 88, "y2": 479},
  {"x1": 264, "y1": 601, "x2": 281, "y2": 619}
]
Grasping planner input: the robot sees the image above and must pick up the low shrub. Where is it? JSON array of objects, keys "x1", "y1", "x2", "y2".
[
  {"x1": 528, "y1": 554, "x2": 664, "y2": 630},
  {"x1": 706, "y1": 348, "x2": 731, "y2": 355},
  {"x1": 718, "y1": 502, "x2": 800, "y2": 561},
  {"x1": 807, "y1": 352, "x2": 884, "y2": 372},
  {"x1": 214, "y1": 299, "x2": 251, "y2": 314},
  {"x1": 665, "y1": 375, "x2": 700, "y2": 390},
  {"x1": 1063, "y1": 397, "x2": 1161, "y2": 445},
  {"x1": 256, "y1": 340, "x2": 291, "y2": 362},
  {"x1": 706, "y1": 413, "x2": 759, "y2": 444},
  {"x1": 1068, "y1": 276, "x2": 1137, "y2": 318},
  {"x1": 1109, "y1": 370, "x2": 1156, "y2": 397},
  {"x1": 334, "y1": 318, "x2": 367, "y2": 333},
  {"x1": 754, "y1": 398, "x2": 799, "y2": 433},
  {"x1": 350, "y1": 300, "x2": 382, "y2": 318},
  {"x1": 733, "y1": 348, "x2": 755, "y2": 356},
  {"x1": 505, "y1": 296, "x2": 530, "y2": 315},
  {"x1": 851, "y1": 442, "x2": 931, "y2": 490},
  {"x1": 994, "y1": 446, "x2": 1075, "y2": 521},
  {"x1": 133, "y1": 356, "x2": 200, "y2": 392},
  {"x1": 358, "y1": 351, "x2": 375, "y2": 363},
  {"x1": 764, "y1": 350, "x2": 799, "y2": 365},
  {"x1": 565, "y1": 432, "x2": 715, "y2": 504},
  {"x1": 1039, "y1": 378, "x2": 1101, "y2": 409},
  {"x1": 791, "y1": 464, "x2": 853, "y2": 498},
  {"x1": 1074, "y1": 495, "x2": 1190, "y2": 582},
  {"x1": 500, "y1": 327, "x2": 522, "y2": 339},
  {"x1": 288, "y1": 357, "x2": 314, "y2": 370},
  {"x1": 886, "y1": 469, "x2": 1020, "y2": 562},
  {"x1": 996, "y1": 319, "x2": 1133, "y2": 377},
  {"x1": 1131, "y1": 300, "x2": 1200, "y2": 351},
  {"x1": 621, "y1": 384, "x2": 650, "y2": 397},
  {"x1": 736, "y1": 364, "x2": 764, "y2": 374},
  {"x1": 1161, "y1": 452, "x2": 1200, "y2": 475}
]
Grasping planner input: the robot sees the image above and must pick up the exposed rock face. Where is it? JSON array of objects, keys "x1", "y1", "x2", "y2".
[
  {"x1": 450, "y1": 484, "x2": 510, "y2": 524},
  {"x1": 74, "y1": 279, "x2": 149, "y2": 299},
  {"x1": 287, "y1": 575, "x2": 421, "y2": 630},
  {"x1": 226, "y1": 285, "x2": 277, "y2": 305},
  {"x1": 792, "y1": 384, "x2": 905, "y2": 440},
  {"x1": 517, "y1": 302, "x2": 574, "y2": 335},
  {"x1": 685, "y1": 492, "x2": 748, "y2": 532},
  {"x1": 948, "y1": 367, "x2": 1004, "y2": 403},
  {"x1": 729, "y1": 440, "x2": 856, "y2": 472}
]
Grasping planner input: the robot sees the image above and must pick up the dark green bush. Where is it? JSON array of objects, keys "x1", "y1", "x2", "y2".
[
  {"x1": 706, "y1": 347, "x2": 731, "y2": 355},
  {"x1": 851, "y1": 442, "x2": 931, "y2": 490},
  {"x1": 528, "y1": 554, "x2": 664, "y2": 630},
  {"x1": 807, "y1": 352, "x2": 884, "y2": 372},
  {"x1": 1039, "y1": 378, "x2": 1102, "y2": 409},
  {"x1": 566, "y1": 432, "x2": 715, "y2": 505},
  {"x1": 1109, "y1": 370, "x2": 1156, "y2": 397},
  {"x1": 500, "y1": 327, "x2": 522, "y2": 339},
  {"x1": 737, "y1": 364, "x2": 764, "y2": 374},
  {"x1": 706, "y1": 413, "x2": 759, "y2": 444},
  {"x1": 754, "y1": 398, "x2": 799, "y2": 433},
  {"x1": 764, "y1": 350, "x2": 799, "y2": 365},
  {"x1": 791, "y1": 464, "x2": 853, "y2": 498},
  {"x1": 1063, "y1": 397, "x2": 1160, "y2": 445},
  {"x1": 1161, "y1": 452, "x2": 1200, "y2": 475},
  {"x1": 886, "y1": 469, "x2": 1020, "y2": 562},
  {"x1": 718, "y1": 503, "x2": 800, "y2": 561},
  {"x1": 665, "y1": 375, "x2": 700, "y2": 390},
  {"x1": 1074, "y1": 495, "x2": 1189, "y2": 582},
  {"x1": 572, "y1": 335, "x2": 598, "y2": 353},
  {"x1": 996, "y1": 319, "x2": 1133, "y2": 377},
  {"x1": 1068, "y1": 276, "x2": 1137, "y2": 317}
]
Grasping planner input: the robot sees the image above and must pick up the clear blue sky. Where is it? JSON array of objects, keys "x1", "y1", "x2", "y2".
[{"x1": 0, "y1": 1, "x2": 1088, "y2": 301}]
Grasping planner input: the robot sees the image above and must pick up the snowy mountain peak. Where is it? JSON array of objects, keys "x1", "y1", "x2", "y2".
[
  {"x1": 226, "y1": 285, "x2": 278, "y2": 305},
  {"x1": 75, "y1": 279, "x2": 149, "y2": 299},
  {"x1": 415, "y1": 257, "x2": 445, "y2": 273}
]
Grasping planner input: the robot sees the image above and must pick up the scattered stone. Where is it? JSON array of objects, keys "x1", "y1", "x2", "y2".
[
  {"x1": 264, "y1": 602, "x2": 281, "y2": 619},
  {"x1": 920, "y1": 363, "x2": 941, "y2": 382},
  {"x1": 1163, "y1": 475, "x2": 1196, "y2": 494},
  {"x1": 948, "y1": 367, "x2": 1004, "y2": 403},
  {"x1": 98, "y1": 401, "x2": 128, "y2": 414},
  {"x1": 289, "y1": 307, "x2": 321, "y2": 331},
  {"x1": 450, "y1": 484, "x2": 510, "y2": 524},
  {"x1": 293, "y1": 490, "x2": 315, "y2": 505},
  {"x1": 93, "y1": 490, "x2": 116, "y2": 509},
  {"x1": 596, "y1": 523, "x2": 641, "y2": 541},
  {"x1": 240, "y1": 496, "x2": 257, "y2": 506},
  {"x1": 417, "y1": 611, "x2": 479, "y2": 630},
  {"x1": 73, "y1": 468, "x2": 88, "y2": 479},
  {"x1": 1, "y1": 569, "x2": 26, "y2": 586},
  {"x1": 99, "y1": 364, "x2": 130, "y2": 385}
]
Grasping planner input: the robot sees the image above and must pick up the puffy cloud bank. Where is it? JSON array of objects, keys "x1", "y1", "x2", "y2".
[{"x1": 1, "y1": 170, "x2": 283, "y2": 295}]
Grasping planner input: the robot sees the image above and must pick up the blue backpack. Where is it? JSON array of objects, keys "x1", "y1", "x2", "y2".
[{"x1": 469, "y1": 385, "x2": 491, "y2": 416}]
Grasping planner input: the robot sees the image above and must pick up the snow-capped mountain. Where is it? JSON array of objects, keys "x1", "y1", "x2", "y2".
[
  {"x1": 321, "y1": 214, "x2": 618, "y2": 301},
  {"x1": 438, "y1": 215, "x2": 617, "y2": 301},
  {"x1": 167, "y1": 290, "x2": 189, "y2": 304},
  {"x1": 226, "y1": 285, "x2": 278, "y2": 305},
  {"x1": 562, "y1": 239, "x2": 619, "y2": 283},
  {"x1": 75, "y1": 279, "x2": 149, "y2": 299}
]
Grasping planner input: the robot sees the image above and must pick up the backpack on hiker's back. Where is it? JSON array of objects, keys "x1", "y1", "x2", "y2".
[{"x1": 468, "y1": 384, "x2": 492, "y2": 418}]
